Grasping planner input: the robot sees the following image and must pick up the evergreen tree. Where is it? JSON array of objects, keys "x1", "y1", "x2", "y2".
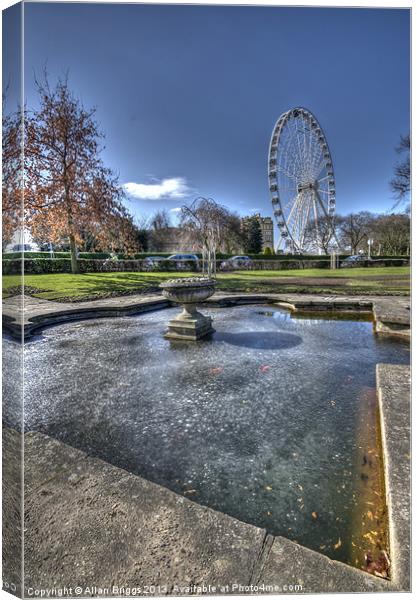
[{"x1": 243, "y1": 217, "x2": 263, "y2": 254}]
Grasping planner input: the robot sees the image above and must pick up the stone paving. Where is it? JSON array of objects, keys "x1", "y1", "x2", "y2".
[{"x1": 2, "y1": 428, "x2": 401, "y2": 596}]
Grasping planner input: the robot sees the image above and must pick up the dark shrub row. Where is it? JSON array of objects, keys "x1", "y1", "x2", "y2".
[
  {"x1": 235, "y1": 260, "x2": 331, "y2": 271},
  {"x1": 3, "y1": 251, "x2": 114, "y2": 260},
  {"x1": 2, "y1": 257, "x2": 409, "y2": 276},
  {"x1": 3, "y1": 250, "x2": 410, "y2": 261},
  {"x1": 2, "y1": 258, "x2": 199, "y2": 275}
]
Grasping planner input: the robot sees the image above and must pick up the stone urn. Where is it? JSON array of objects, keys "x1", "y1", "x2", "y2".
[{"x1": 159, "y1": 277, "x2": 216, "y2": 341}]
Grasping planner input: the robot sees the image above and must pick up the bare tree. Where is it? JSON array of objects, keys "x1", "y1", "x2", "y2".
[
  {"x1": 339, "y1": 212, "x2": 374, "y2": 254},
  {"x1": 371, "y1": 213, "x2": 410, "y2": 256},
  {"x1": 220, "y1": 213, "x2": 245, "y2": 254},
  {"x1": 149, "y1": 209, "x2": 173, "y2": 251},
  {"x1": 180, "y1": 198, "x2": 236, "y2": 277},
  {"x1": 391, "y1": 134, "x2": 410, "y2": 211},
  {"x1": 303, "y1": 215, "x2": 342, "y2": 255},
  {"x1": 150, "y1": 209, "x2": 171, "y2": 230}
]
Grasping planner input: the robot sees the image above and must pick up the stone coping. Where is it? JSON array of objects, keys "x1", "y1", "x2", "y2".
[
  {"x1": 2, "y1": 292, "x2": 410, "y2": 341},
  {"x1": 2, "y1": 429, "x2": 397, "y2": 596},
  {"x1": 376, "y1": 364, "x2": 411, "y2": 590}
]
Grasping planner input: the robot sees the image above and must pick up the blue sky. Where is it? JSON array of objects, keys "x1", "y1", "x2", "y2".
[{"x1": 5, "y1": 3, "x2": 411, "y2": 225}]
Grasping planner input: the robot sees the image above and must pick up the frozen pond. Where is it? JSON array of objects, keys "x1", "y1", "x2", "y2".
[{"x1": 3, "y1": 305, "x2": 409, "y2": 569}]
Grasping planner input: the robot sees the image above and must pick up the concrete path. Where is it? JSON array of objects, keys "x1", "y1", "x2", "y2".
[{"x1": 2, "y1": 430, "x2": 394, "y2": 596}]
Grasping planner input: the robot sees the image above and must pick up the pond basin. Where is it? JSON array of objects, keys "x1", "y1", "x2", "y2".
[{"x1": 3, "y1": 304, "x2": 409, "y2": 573}]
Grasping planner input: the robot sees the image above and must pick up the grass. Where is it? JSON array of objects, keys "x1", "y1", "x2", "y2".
[{"x1": 2, "y1": 266, "x2": 410, "y2": 301}]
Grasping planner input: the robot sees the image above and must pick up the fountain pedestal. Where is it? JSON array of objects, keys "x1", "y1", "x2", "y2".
[
  {"x1": 159, "y1": 278, "x2": 216, "y2": 341},
  {"x1": 165, "y1": 305, "x2": 214, "y2": 341}
]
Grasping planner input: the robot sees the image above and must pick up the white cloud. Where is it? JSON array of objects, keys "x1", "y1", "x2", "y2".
[
  {"x1": 169, "y1": 207, "x2": 182, "y2": 213},
  {"x1": 123, "y1": 177, "x2": 190, "y2": 200}
]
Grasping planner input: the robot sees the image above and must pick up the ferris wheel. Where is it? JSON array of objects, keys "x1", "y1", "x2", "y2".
[{"x1": 268, "y1": 107, "x2": 337, "y2": 254}]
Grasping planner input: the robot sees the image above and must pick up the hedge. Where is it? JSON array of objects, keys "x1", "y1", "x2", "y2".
[
  {"x1": 2, "y1": 258, "x2": 199, "y2": 275},
  {"x1": 2, "y1": 251, "x2": 112, "y2": 260},
  {"x1": 3, "y1": 250, "x2": 410, "y2": 261},
  {"x1": 2, "y1": 256, "x2": 409, "y2": 276}
]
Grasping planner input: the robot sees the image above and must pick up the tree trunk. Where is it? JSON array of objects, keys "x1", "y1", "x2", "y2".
[
  {"x1": 65, "y1": 191, "x2": 79, "y2": 274},
  {"x1": 69, "y1": 233, "x2": 79, "y2": 274}
]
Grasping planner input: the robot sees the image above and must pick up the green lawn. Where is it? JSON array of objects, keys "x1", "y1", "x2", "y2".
[{"x1": 2, "y1": 266, "x2": 410, "y2": 301}]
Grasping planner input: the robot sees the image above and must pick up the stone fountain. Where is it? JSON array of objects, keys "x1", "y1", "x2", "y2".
[{"x1": 159, "y1": 277, "x2": 216, "y2": 341}]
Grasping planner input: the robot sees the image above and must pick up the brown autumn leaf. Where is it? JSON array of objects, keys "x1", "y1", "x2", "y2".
[
  {"x1": 25, "y1": 77, "x2": 143, "y2": 268},
  {"x1": 334, "y1": 538, "x2": 342, "y2": 550},
  {"x1": 210, "y1": 367, "x2": 223, "y2": 375},
  {"x1": 311, "y1": 512, "x2": 318, "y2": 520}
]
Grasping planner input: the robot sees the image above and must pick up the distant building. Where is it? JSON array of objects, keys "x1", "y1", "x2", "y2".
[
  {"x1": 256, "y1": 213, "x2": 274, "y2": 251},
  {"x1": 242, "y1": 213, "x2": 274, "y2": 252},
  {"x1": 4, "y1": 228, "x2": 40, "y2": 253},
  {"x1": 148, "y1": 227, "x2": 194, "y2": 253}
]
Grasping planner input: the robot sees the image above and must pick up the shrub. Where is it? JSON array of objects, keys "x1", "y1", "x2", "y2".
[
  {"x1": 2, "y1": 258, "x2": 72, "y2": 275},
  {"x1": 79, "y1": 252, "x2": 112, "y2": 259},
  {"x1": 2, "y1": 251, "x2": 113, "y2": 260},
  {"x1": 2, "y1": 255, "x2": 410, "y2": 276},
  {"x1": 2, "y1": 257, "x2": 201, "y2": 275},
  {"x1": 3, "y1": 251, "x2": 70, "y2": 259}
]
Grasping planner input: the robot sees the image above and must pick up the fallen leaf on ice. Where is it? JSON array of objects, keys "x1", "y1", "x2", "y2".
[{"x1": 210, "y1": 367, "x2": 223, "y2": 375}]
